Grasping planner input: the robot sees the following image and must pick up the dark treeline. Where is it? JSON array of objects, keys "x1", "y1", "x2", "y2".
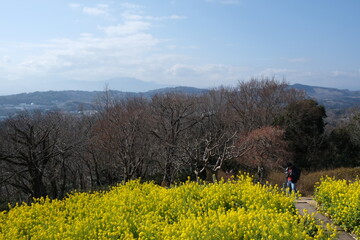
[{"x1": 0, "y1": 78, "x2": 359, "y2": 206}]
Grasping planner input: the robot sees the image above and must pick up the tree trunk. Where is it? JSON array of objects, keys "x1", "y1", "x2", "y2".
[
  {"x1": 205, "y1": 166, "x2": 217, "y2": 183},
  {"x1": 32, "y1": 175, "x2": 47, "y2": 198},
  {"x1": 162, "y1": 159, "x2": 172, "y2": 187}
]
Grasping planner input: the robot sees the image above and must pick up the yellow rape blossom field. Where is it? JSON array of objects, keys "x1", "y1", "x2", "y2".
[
  {"x1": 0, "y1": 175, "x2": 336, "y2": 240},
  {"x1": 315, "y1": 177, "x2": 360, "y2": 237}
]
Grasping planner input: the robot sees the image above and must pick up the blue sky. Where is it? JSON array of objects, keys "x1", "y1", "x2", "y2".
[{"x1": 0, "y1": 0, "x2": 359, "y2": 95}]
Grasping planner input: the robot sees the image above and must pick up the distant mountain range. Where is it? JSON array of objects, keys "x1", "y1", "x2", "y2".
[
  {"x1": 0, "y1": 77, "x2": 170, "y2": 96},
  {"x1": 0, "y1": 86, "x2": 207, "y2": 118},
  {"x1": 57, "y1": 78, "x2": 171, "y2": 93},
  {"x1": 0, "y1": 83, "x2": 360, "y2": 119}
]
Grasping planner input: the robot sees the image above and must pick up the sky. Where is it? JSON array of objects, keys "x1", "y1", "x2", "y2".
[{"x1": 1, "y1": 0, "x2": 360, "y2": 95}]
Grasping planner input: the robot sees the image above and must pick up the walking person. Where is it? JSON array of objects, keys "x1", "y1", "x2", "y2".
[{"x1": 285, "y1": 163, "x2": 301, "y2": 194}]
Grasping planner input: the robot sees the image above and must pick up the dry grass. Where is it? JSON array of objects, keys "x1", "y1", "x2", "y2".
[{"x1": 267, "y1": 167, "x2": 360, "y2": 196}]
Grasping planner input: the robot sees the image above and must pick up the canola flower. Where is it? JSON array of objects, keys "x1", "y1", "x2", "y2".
[
  {"x1": 315, "y1": 176, "x2": 360, "y2": 237},
  {"x1": 0, "y1": 174, "x2": 336, "y2": 239}
]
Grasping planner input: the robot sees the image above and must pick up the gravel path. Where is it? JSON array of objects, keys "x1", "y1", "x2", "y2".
[{"x1": 295, "y1": 197, "x2": 356, "y2": 240}]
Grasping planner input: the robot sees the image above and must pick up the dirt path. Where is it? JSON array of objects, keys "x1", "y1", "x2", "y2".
[{"x1": 295, "y1": 197, "x2": 356, "y2": 240}]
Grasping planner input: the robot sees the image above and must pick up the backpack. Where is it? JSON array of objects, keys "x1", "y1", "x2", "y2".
[{"x1": 291, "y1": 166, "x2": 301, "y2": 182}]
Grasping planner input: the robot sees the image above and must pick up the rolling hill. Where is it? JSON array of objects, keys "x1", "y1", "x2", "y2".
[{"x1": 0, "y1": 84, "x2": 359, "y2": 119}]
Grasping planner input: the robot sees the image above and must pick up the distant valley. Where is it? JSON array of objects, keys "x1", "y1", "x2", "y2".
[
  {"x1": 0, "y1": 87, "x2": 207, "y2": 119},
  {"x1": 0, "y1": 83, "x2": 360, "y2": 119}
]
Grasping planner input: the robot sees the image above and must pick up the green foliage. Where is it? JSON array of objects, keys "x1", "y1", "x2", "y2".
[
  {"x1": 322, "y1": 111, "x2": 360, "y2": 168},
  {"x1": 324, "y1": 127, "x2": 360, "y2": 167},
  {"x1": 275, "y1": 99, "x2": 327, "y2": 169}
]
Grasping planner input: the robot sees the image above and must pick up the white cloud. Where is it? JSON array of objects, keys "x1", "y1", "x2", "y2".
[
  {"x1": 83, "y1": 6, "x2": 108, "y2": 16},
  {"x1": 165, "y1": 63, "x2": 251, "y2": 87},
  {"x1": 166, "y1": 45, "x2": 177, "y2": 50},
  {"x1": 121, "y1": 2, "x2": 143, "y2": 9},
  {"x1": 69, "y1": 3, "x2": 111, "y2": 18},
  {"x1": 122, "y1": 12, "x2": 186, "y2": 21},
  {"x1": 13, "y1": 30, "x2": 166, "y2": 82},
  {"x1": 97, "y1": 4, "x2": 109, "y2": 9},
  {"x1": 168, "y1": 64, "x2": 199, "y2": 77},
  {"x1": 332, "y1": 70, "x2": 346, "y2": 77},
  {"x1": 97, "y1": 5, "x2": 186, "y2": 36},
  {"x1": 100, "y1": 21, "x2": 151, "y2": 36},
  {"x1": 168, "y1": 14, "x2": 187, "y2": 20},
  {"x1": 0, "y1": 1, "x2": 223, "y2": 90},
  {"x1": 79, "y1": 33, "x2": 93, "y2": 38},
  {"x1": 260, "y1": 68, "x2": 295, "y2": 76},
  {"x1": 331, "y1": 70, "x2": 359, "y2": 78},
  {"x1": 68, "y1": 3, "x2": 81, "y2": 9},
  {"x1": 2, "y1": 56, "x2": 11, "y2": 64},
  {"x1": 1, "y1": 1, "x2": 191, "y2": 86},
  {"x1": 122, "y1": 13, "x2": 144, "y2": 21}
]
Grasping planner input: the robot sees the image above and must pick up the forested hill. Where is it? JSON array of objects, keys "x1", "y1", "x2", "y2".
[
  {"x1": 0, "y1": 87, "x2": 207, "y2": 105},
  {"x1": 0, "y1": 87, "x2": 207, "y2": 117},
  {"x1": 291, "y1": 84, "x2": 360, "y2": 109},
  {"x1": 0, "y1": 84, "x2": 359, "y2": 117}
]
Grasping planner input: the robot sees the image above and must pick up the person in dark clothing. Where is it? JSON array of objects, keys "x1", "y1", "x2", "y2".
[{"x1": 285, "y1": 163, "x2": 301, "y2": 193}]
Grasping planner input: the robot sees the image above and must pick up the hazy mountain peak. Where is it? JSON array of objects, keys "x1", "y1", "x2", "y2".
[{"x1": 1, "y1": 77, "x2": 171, "y2": 96}]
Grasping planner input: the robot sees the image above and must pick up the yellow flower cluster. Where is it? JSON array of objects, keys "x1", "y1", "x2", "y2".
[
  {"x1": 0, "y1": 175, "x2": 335, "y2": 239},
  {"x1": 315, "y1": 176, "x2": 360, "y2": 237}
]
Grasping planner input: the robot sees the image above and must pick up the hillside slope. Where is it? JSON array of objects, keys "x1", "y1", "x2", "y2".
[{"x1": 1, "y1": 84, "x2": 359, "y2": 118}]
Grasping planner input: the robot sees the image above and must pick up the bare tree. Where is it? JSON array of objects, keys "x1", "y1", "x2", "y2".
[
  {"x1": 91, "y1": 97, "x2": 154, "y2": 183},
  {"x1": 0, "y1": 111, "x2": 83, "y2": 200},
  {"x1": 193, "y1": 132, "x2": 245, "y2": 182},
  {"x1": 181, "y1": 89, "x2": 247, "y2": 182},
  {"x1": 226, "y1": 78, "x2": 305, "y2": 133},
  {"x1": 53, "y1": 114, "x2": 91, "y2": 197},
  {"x1": 149, "y1": 93, "x2": 208, "y2": 186}
]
